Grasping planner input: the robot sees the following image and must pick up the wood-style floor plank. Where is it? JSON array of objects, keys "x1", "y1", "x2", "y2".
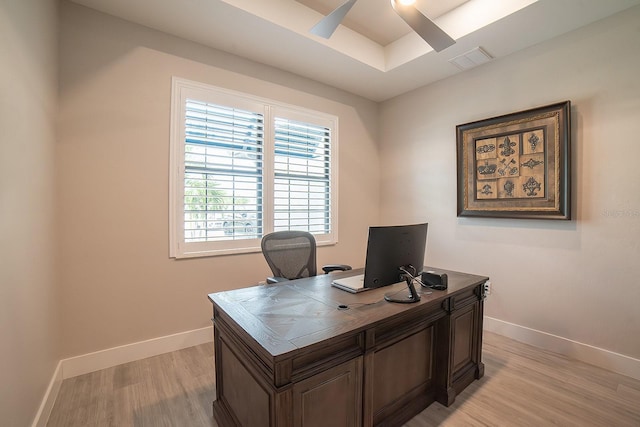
[{"x1": 47, "y1": 332, "x2": 640, "y2": 426}]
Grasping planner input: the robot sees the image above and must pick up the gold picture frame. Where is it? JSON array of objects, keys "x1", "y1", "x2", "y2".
[{"x1": 456, "y1": 101, "x2": 571, "y2": 219}]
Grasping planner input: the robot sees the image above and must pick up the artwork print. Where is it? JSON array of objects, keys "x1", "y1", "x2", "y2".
[{"x1": 457, "y1": 101, "x2": 570, "y2": 219}]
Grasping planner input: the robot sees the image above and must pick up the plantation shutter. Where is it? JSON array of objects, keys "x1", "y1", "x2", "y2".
[
  {"x1": 183, "y1": 99, "x2": 263, "y2": 242},
  {"x1": 171, "y1": 78, "x2": 338, "y2": 258},
  {"x1": 273, "y1": 117, "x2": 332, "y2": 234}
]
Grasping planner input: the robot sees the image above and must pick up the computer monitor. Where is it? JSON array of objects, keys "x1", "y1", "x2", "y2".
[{"x1": 363, "y1": 223, "x2": 428, "y2": 303}]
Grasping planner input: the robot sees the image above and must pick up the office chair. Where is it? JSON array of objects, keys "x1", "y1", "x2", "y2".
[{"x1": 261, "y1": 230, "x2": 351, "y2": 284}]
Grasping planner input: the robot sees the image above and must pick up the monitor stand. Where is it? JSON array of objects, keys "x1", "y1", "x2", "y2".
[{"x1": 384, "y1": 277, "x2": 421, "y2": 304}]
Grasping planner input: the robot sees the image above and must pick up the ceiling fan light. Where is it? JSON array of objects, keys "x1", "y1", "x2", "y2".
[{"x1": 397, "y1": 0, "x2": 416, "y2": 5}]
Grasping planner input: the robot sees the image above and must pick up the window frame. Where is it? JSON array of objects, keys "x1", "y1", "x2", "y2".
[{"x1": 169, "y1": 77, "x2": 339, "y2": 258}]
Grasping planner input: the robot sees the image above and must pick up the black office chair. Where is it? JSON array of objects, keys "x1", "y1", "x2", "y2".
[{"x1": 261, "y1": 230, "x2": 352, "y2": 284}]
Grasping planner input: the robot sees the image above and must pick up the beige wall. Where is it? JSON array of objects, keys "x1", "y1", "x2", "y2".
[
  {"x1": 57, "y1": 2, "x2": 380, "y2": 358},
  {"x1": 380, "y1": 6, "x2": 640, "y2": 359},
  {"x1": 0, "y1": 0, "x2": 59, "y2": 425},
  {"x1": 6, "y1": 1, "x2": 637, "y2": 422}
]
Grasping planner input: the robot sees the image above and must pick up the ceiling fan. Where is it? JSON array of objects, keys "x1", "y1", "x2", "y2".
[{"x1": 310, "y1": 0, "x2": 455, "y2": 52}]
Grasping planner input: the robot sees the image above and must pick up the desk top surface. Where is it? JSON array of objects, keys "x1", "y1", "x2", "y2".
[{"x1": 208, "y1": 267, "x2": 487, "y2": 359}]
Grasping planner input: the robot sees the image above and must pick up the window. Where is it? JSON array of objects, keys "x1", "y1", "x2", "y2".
[{"x1": 170, "y1": 78, "x2": 338, "y2": 258}]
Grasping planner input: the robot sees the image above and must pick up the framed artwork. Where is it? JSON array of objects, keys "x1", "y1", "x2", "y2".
[{"x1": 456, "y1": 101, "x2": 571, "y2": 219}]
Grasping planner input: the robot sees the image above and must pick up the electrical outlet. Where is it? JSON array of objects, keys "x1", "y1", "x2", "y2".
[{"x1": 483, "y1": 280, "x2": 491, "y2": 296}]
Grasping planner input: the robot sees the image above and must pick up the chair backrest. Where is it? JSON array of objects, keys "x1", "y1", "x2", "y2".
[{"x1": 261, "y1": 231, "x2": 317, "y2": 280}]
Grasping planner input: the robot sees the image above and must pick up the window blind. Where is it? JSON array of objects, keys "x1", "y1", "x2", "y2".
[
  {"x1": 170, "y1": 78, "x2": 338, "y2": 258},
  {"x1": 273, "y1": 117, "x2": 331, "y2": 234},
  {"x1": 183, "y1": 99, "x2": 263, "y2": 242}
]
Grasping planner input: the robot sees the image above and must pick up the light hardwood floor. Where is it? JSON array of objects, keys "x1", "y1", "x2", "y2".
[{"x1": 47, "y1": 332, "x2": 640, "y2": 426}]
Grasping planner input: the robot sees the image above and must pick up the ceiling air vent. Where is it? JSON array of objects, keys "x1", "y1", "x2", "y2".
[{"x1": 449, "y1": 47, "x2": 493, "y2": 70}]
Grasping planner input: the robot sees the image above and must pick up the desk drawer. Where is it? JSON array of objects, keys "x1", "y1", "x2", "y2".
[{"x1": 291, "y1": 333, "x2": 364, "y2": 383}]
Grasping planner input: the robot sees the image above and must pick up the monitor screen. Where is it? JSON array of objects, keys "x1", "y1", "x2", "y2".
[{"x1": 363, "y1": 223, "x2": 428, "y2": 289}]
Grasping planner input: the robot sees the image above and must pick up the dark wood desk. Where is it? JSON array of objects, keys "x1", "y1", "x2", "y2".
[{"x1": 208, "y1": 267, "x2": 488, "y2": 427}]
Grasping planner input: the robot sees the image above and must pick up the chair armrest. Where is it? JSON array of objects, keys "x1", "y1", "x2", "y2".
[
  {"x1": 266, "y1": 277, "x2": 290, "y2": 284},
  {"x1": 321, "y1": 264, "x2": 352, "y2": 274}
]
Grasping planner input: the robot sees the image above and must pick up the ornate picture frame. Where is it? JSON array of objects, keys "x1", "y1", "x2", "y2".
[{"x1": 456, "y1": 101, "x2": 571, "y2": 219}]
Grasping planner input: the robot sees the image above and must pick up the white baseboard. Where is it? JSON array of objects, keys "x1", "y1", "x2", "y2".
[
  {"x1": 61, "y1": 326, "x2": 214, "y2": 379},
  {"x1": 33, "y1": 319, "x2": 639, "y2": 426},
  {"x1": 33, "y1": 326, "x2": 214, "y2": 426},
  {"x1": 31, "y1": 360, "x2": 63, "y2": 427},
  {"x1": 484, "y1": 316, "x2": 640, "y2": 381}
]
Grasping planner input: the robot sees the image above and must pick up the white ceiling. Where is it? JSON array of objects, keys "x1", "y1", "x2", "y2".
[{"x1": 69, "y1": 0, "x2": 640, "y2": 102}]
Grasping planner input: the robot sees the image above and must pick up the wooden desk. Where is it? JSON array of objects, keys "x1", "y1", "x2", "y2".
[{"x1": 208, "y1": 267, "x2": 488, "y2": 427}]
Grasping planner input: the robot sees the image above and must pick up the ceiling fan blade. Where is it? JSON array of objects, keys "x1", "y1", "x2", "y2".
[
  {"x1": 391, "y1": 0, "x2": 455, "y2": 52},
  {"x1": 310, "y1": 0, "x2": 358, "y2": 39}
]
